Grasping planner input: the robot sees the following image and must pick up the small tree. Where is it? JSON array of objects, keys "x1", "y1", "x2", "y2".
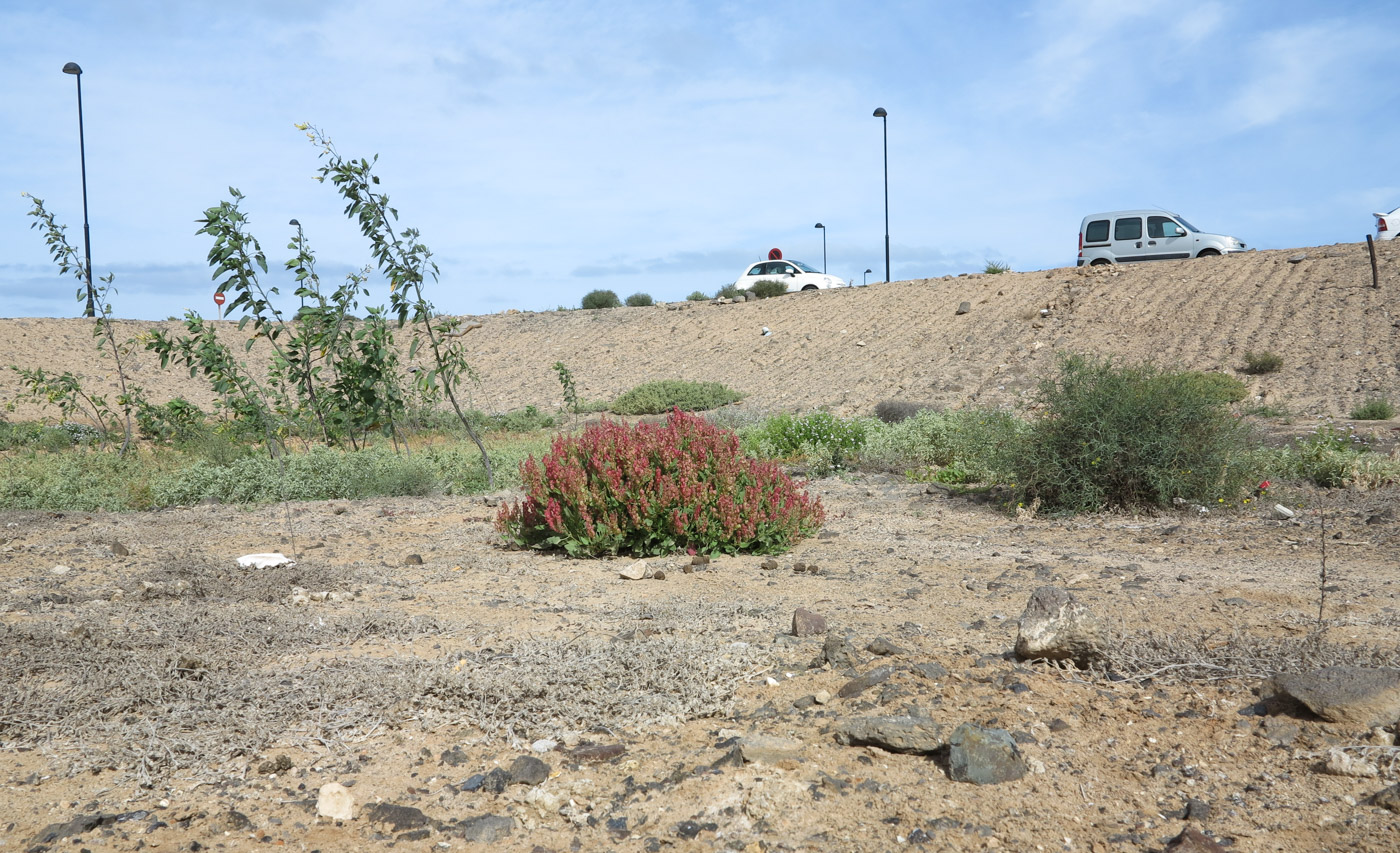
[{"x1": 625, "y1": 292, "x2": 654, "y2": 307}]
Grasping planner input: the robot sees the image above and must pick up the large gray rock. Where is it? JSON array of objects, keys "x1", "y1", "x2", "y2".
[
  {"x1": 946, "y1": 723, "x2": 1027, "y2": 784},
  {"x1": 1014, "y1": 586, "x2": 1102, "y2": 667},
  {"x1": 1269, "y1": 667, "x2": 1400, "y2": 728},
  {"x1": 738, "y1": 733, "x2": 804, "y2": 764},
  {"x1": 833, "y1": 715, "x2": 946, "y2": 754},
  {"x1": 455, "y1": 814, "x2": 514, "y2": 843}
]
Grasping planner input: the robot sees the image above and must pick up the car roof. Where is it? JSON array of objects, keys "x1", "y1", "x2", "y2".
[{"x1": 1081, "y1": 210, "x2": 1184, "y2": 222}]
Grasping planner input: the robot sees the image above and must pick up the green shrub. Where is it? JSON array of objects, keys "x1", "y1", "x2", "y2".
[
  {"x1": 625, "y1": 293, "x2": 654, "y2": 307},
  {"x1": 983, "y1": 260, "x2": 1010, "y2": 274},
  {"x1": 686, "y1": 291, "x2": 710, "y2": 302},
  {"x1": 1241, "y1": 350, "x2": 1283, "y2": 374},
  {"x1": 0, "y1": 450, "x2": 152, "y2": 511},
  {"x1": 496, "y1": 409, "x2": 824, "y2": 556},
  {"x1": 1010, "y1": 354, "x2": 1254, "y2": 513},
  {"x1": 741, "y1": 411, "x2": 874, "y2": 475},
  {"x1": 136, "y1": 398, "x2": 208, "y2": 444},
  {"x1": 859, "y1": 407, "x2": 1023, "y2": 482},
  {"x1": 750, "y1": 279, "x2": 788, "y2": 299},
  {"x1": 1351, "y1": 398, "x2": 1395, "y2": 420},
  {"x1": 610, "y1": 380, "x2": 744, "y2": 415},
  {"x1": 1181, "y1": 371, "x2": 1249, "y2": 404},
  {"x1": 715, "y1": 284, "x2": 741, "y2": 300},
  {"x1": 581, "y1": 289, "x2": 622, "y2": 310}
]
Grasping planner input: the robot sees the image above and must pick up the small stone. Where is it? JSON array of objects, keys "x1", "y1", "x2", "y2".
[
  {"x1": 111, "y1": 542, "x2": 130, "y2": 557},
  {"x1": 455, "y1": 814, "x2": 514, "y2": 843},
  {"x1": 51, "y1": 565, "x2": 73, "y2": 575},
  {"x1": 405, "y1": 554, "x2": 424, "y2": 566},
  {"x1": 792, "y1": 608, "x2": 827, "y2": 637},
  {"x1": 619, "y1": 560, "x2": 649, "y2": 580},
  {"x1": 365, "y1": 803, "x2": 430, "y2": 832},
  {"x1": 316, "y1": 782, "x2": 354, "y2": 821},
  {"x1": 866, "y1": 637, "x2": 908, "y2": 656},
  {"x1": 834, "y1": 715, "x2": 946, "y2": 753},
  {"x1": 956, "y1": 301, "x2": 971, "y2": 315},
  {"x1": 761, "y1": 558, "x2": 779, "y2": 571},
  {"x1": 691, "y1": 554, "x2": 710, "y2": 566},
  {"x1": 738, "y1": 733, "x2": 804, "y2": 764},
  {"x1": 1270, "y1": 666, "x2": 1400, "y2": 728},
  {"x1": 1288, "y1": 253, "x2": 1307, "y2": 264},
  {"x1": 838, "y1": 666, "x2": 894, "y2": 698},
  {"x1": 813, "y1": 690, "x2": 832, "y2": 705},
  {"x1": 1323, "y1": 748, "x2": 1379, "y2": 778},
  {"x1": 792, "y1": 561, "x2": 807, "y2": 573},
  {"x1": 1014, "y1": 586, "x2": 1102, "y2": 667},
  {"x1": 569, "y1": 742, "x2": 626, "y2": 763},
  {"x1": 651, "y1": 569, "x2": 666, "y2": 581},
  {"x1": 947, "y1": 723, "x2": 1027, "y2": 785}
]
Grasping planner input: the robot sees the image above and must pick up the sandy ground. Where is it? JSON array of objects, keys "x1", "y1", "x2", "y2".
[{"x1": 3, "y1": 243, "x2": 1400, "y2": 852}]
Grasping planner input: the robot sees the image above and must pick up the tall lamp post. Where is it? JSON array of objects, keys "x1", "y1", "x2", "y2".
[
  {"x1": 814, "y1": 222, "x2": 826, "y2": 273},
  {"x1": 872, "y1": 107, "x2": 889, "y2": 283},
  {"x1": 863, "y1": 268, "x2": 872, "y2": 286},
  {"x1": 63, "y1": 62, "x2": 96, "y2": 317}
]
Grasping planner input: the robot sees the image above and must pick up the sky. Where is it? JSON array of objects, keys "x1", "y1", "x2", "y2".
[{"x1": 2, "y1": 0, "x2": 1398, "y2": 321}]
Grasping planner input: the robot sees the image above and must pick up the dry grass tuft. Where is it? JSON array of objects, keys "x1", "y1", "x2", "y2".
[{"x1": 1092, "y1": 628, "x2": 1400, "y2": 684}]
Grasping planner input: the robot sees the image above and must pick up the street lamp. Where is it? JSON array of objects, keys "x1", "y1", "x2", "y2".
[
  {"x1": 814, "y1": 222, "x2": 826, "y2": 273},
  {"x1": 872, "y1": 107, "x2": 889, "y2": 283},
  {"x1": 63, "y1": 62, "x2": 95, "y2": 318},
  {"x1": 863, "y1": 268, "x2": 872, "y2": 286}
]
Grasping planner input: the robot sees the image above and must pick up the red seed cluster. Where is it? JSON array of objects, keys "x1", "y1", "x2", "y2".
[{"x1": 496, "y1": 409, "x2": 824, "y2": 556}]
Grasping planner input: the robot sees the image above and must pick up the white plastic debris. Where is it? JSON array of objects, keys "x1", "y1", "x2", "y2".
[
  {"x1": 1273, "y1": 504, "x2": 1295, "y2": 519},
  {"x1": 237, "y1": 552, "x2": 295, "y2": 569}
]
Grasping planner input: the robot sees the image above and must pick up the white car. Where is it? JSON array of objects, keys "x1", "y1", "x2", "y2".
[
  {"x1": 1375, "y1": 207, "x2": 1399, "y2": 241},
  {"x1": 734, "y1": 259, "x2": 848, "y2": 292}
]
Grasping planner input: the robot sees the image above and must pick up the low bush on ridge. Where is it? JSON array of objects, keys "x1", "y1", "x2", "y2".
[
  {"x1": 496, "y1": 410, "x2": 824, "y2": 556},
  {"x1": 610, "y1": 380, "x2": 744, "y2": 415}
]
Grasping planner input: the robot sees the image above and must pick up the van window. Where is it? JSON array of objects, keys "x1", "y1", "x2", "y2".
[
  {"x1": 1085, "y1": 220, "x2": 1109, "y2": 243},
  {"x1": 1148, "y1": 216, "x2": 1183, "y2": 238},
  {"x1": 1114, "y1": 217, "x2": 1143, "y2": 241}
]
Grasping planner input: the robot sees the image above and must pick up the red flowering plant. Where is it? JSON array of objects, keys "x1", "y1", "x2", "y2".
[{"x1": 496, "y1": 409, "x2": 824, "y2": 556}]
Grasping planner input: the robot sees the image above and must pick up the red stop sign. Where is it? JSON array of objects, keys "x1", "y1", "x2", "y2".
[{"x1": 213, "y1": 292, "x2": 226, "y2": 306}]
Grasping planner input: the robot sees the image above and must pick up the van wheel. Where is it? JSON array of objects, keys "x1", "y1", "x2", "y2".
[
  {"x1": 1197, "y1": 249, "x2": 1220, "y2": 257},
  {"x1": 801, "y1": 285, "x2": 818, "y2": 291},
  {"x1": 1089, "y1": 258, "x2": 1111, "y2": 266}
]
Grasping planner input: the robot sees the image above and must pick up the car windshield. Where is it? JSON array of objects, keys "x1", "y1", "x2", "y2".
[
  {"x1": 790, "y1": 260, "x2": 820, "y2": 273},
  {"x1": 1174, "y1": 216, "x2": 1201, "y2": 233}
]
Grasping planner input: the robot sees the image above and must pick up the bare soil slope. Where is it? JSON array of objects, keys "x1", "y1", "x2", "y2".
[{"x1": 3, "y1": 241, "x2": 1398, "y2": 422}]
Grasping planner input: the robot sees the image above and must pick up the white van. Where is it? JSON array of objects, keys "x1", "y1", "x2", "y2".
[{"x1": 1078, "y1": 210, "x2": 1246, "y2": 266}]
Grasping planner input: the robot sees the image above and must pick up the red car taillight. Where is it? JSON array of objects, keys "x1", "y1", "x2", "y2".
[{"x1": 1380, "y1": 217, "x2": 1390, "y2": 233}]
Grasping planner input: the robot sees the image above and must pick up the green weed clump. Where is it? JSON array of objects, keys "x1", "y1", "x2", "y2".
[
  {"x1": 496, "y1": 409, "x2": 824, "y2": 556},
  {"x1": 860, "y1": 407, "x2": 1022, "y2": 483},
  {"x1": 625, "y1": 293, "x2": 654, "y2": 307},
  {"x1": 715, "y1": 284, "x2": 741, "y2": 300},
  {"x1": 983, "y1": 260, "x2": 1010, "y2": 274},
  {"x1": 1270, "y1": 419, "x2": 1400, "y2": 489},
  {"x1": 741, "y1": 411, "x2": 874, "y2": 476},
  {"x1": 581, "y1": 289, "x2": 622, "y2": 310},
  {"x1": 610, "y1": 380, "x2": 744, "y2": 415},
  {"x1": 1351, "y1": 398, "x2": 1395, "y2": 421},
  {"x1": 749, "y1": 279, "x2": 788, "y2": 299},
  {"x1": 1241, "y1": 350, "x2": 1283, "y2": 375},
  {"x1": 686, "y1": 291, "x2": 709, "y2": 302},
  {"x1": 1010, "y1": 354, "x2": 1254, "y2": 513}
]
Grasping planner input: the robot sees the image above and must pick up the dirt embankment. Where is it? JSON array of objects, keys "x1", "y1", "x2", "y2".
[{"x1": 3, "y1": 241, "x2": 1398, "y2": 422}]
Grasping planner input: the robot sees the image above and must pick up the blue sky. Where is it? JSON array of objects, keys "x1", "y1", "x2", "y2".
[{"x1": 2, "y1": 0, "x2": 1397, "y2": 320}]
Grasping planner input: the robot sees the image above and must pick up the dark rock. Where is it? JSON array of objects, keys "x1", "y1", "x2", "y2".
[
  {"x1": 455, "y1": 814, "x2": 514, "y2": 843},
  {"x1": 909, "y1": 661, "x2": 949, "y2": 680},
  {"x1": 947, "y1": 723, "x2": 1027, "y2": 784},
  {"x1": 833, "y1": 715, "x2": 946, "y2": 753},
  {"x1": 1163, "y1": 827, "x2": 1227, "y2": 851},
  {"x1": 398, "y1": 828, "x2": 432, "y2": 841},
  {"x1": 1269, "y1": 666, "x2": 1400, "y2": 728},
  {"x1": 792, "y1": 608, "x2": 827, "y2": 637},
  {"x1": 956, "y1": 301, "x2": 971, "y2": 315},
  {"x1": 257, "y1": 754, "x2": 293, "y2": 775},
  {"x1": 838, "y1": 665, "x2": 895, "y2": 698},
  {"x1": 405, "y1": 554, "x2": 424, "y2": 566},
  {"x1": 866, "y1": 637, "x2": 908, "y2": 656},
  {"x1": 1014, "y1": 586, "x2": 1102, "y2": 667},
  {"x1": 606, "y1": 816, "x2": 629, "y2": 838},
  {"x1": 111, "y1": 541, "x2": 130, "y2": 556},
  {"x1": 480, "y1": 767, "x2": 511, "y2": 794},
  {"x1": 459, "y1": 773, "x2": 486, "y2": 792},
  {"x1": 1048, "y1": 718, "x2": 1072, "y2": 732},
  {"x1": 508, "y1": 755, "x2": 550, "y2": 786},
  {"x1": 365, "y1": 803, "x2": 430, "y2": 832}
]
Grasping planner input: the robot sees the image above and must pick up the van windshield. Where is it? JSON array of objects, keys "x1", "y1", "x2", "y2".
[{"x1": 1175, "y1": 217, "x2": 1201, "y2": 233}]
